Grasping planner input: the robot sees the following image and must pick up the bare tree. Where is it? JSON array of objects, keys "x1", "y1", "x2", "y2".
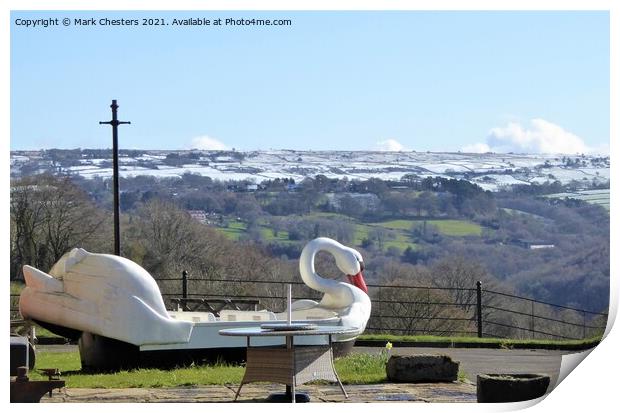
[
  {"x1": 429, "y1": 256, "x2": 493, "y2": 312},
  {"x1": 127, "y1": 199, "x2": 214, "y2": 276},
  {"x1": 10, "y1": 175, "x2": 107, "y2": 279}
]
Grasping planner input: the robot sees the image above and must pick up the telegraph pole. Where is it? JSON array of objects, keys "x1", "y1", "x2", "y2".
[{"x1": 99, "y1": 100, "x2": 131, "y2": 256}]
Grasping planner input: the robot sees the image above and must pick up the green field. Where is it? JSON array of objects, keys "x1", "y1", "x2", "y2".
[
  {"x1": 259, "y1": 227, "x2": 290, "y2": 242},
  {"x1": 374, "y1": 219, "x2": 482, "y2": 237},
  {"x1": 215, "y1": 214, "x2": 484, "y2": 252},
  {"x1": 218, "y1": 221, "x2": 247, "y2": 240},
  {"x1": 218, "y1": 220, "x2": 293, "y2": 244}
]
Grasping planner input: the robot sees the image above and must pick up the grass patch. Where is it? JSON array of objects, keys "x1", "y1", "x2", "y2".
[
  {"x1": 372, "y1": 219, "x2": 482, "y2": 236},
  {"x1": 31, "y1": 352, "x2": 245, "y2": 388},
  {"x1": 259, "y1": 227, "x2": 291, "y2": 243},
  {"x1": 35, "y1": 338, "x2": 556, "y2": 388},
  {"x1": 306, "y1": 212, "x2": 357, "y2": 221},
  {"x1": 352, "y1": 223, "x2": 371, "y2": 245},
  {"x1": 424, "y1": 220, "x2": 482, "y2": 236},
  {"x1": 214, "y1": 214, "x2": 482, "y2": 253},
  {"x1": 32, "y1": 345, "x2": 483, "y2": 388},
  {"x1": 31, "y1": 350, "x2": 393, "y2": 388},
  {"x1": 500, "y1": 208, "x2": 546, "y2": 220},
  {"x1": 359, "y1": 334, "x2": 603, "y2": 349},
  {"x1": 11, "y1": 281, "x2": 25, "y2": 295},
  {"x1": 373, "y1": 219, "x2": 413, "y2": 230},
  {"x1": 217, "y1": 221, "x2": 247, "y2": 240},
  {"x1": 335, "y1": 353, "x2": 388, "y2": 384},
  {"x1": 219, "y1": 222, "x2": 293, "y2": 243},
  {"x1": 31, "y1": 326, "x2": 61, "y2": 338}
]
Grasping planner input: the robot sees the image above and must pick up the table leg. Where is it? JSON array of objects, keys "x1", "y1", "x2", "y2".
[
  {"x1": 233, "y1": 383, "x2": 244, "y2": 402},
  {"x1": 266, "y1": 335, "x2": 310, "y2": 403},
  {"x1": 289, "y1": 335, "x2": 295, "y2": 403},
  {"x1": 285, "y1": 335, "x2": 292, "y2": 402},
  {"x1": 289, "y1": 335, "x2": 300, "y2": 403},
  {"x1": 291, "y1": 382, "x2": 296, "y2": 404},
  {"x1": 329, "y1": 334, "x2": 348, "y2": 399},
  {"x1": 234, "y1": 336, "x2": 251, "y2": 401},
  {"x1": 335, "y1": 376, "x2": 348, "y2": 399}
]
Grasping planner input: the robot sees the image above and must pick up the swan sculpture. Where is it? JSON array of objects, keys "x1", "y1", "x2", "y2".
[
  {"x1": 19, "y1": 248, "x2": 194, "y2": 346},
  {"x1": 18, "y1": 238, "x2": 371, "y2": 369},
  {"x1": 294, "y1": 237, "x2": 371, "y2": 336}
]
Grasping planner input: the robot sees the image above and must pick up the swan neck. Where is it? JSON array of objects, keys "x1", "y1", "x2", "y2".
[{"x1": 300, "y1": 239, "x2": 339, "y2": 293}]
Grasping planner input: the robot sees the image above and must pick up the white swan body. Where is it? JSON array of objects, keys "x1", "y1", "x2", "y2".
[
  {"x1": 295, "y1": 237, "x2": 371, "y2": 336},
  {"x1": 18, "y1": 238, "x2": 371, "y2": 354},
  {"x1": 19, "y1": 248, "x2": 193, "y2": 346}
]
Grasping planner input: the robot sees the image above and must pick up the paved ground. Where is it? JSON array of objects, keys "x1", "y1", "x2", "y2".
[
  {"x1": 41, "y1": 382, "x2": 478, "y2": 403},
  {"x1": 353, "y1": 346, "x2": 571, "y2": 388},
  {"x1": 35, "y1": 344, "x2": 571, "y2": 403}
]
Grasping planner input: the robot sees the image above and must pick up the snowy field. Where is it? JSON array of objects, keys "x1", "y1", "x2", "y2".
[
  {"x1": 544, "y1": 188, "x2": 610, "y2": 209},
  {"x1": 10, "y1": 150, "x2": 609, "y2": 192}
]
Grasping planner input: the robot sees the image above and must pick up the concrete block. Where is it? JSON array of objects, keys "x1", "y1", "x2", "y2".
[{"x1": 386, "y1": 354, "x2": 459, "y2": 383}]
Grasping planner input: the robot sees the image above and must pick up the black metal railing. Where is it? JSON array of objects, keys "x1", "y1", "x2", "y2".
[
  {"x1": 154, "y1": 274, "x2": 609, "y2": 340},
  {"x1": 10, "y1": 275, "x2": 608, "y2": 341}
]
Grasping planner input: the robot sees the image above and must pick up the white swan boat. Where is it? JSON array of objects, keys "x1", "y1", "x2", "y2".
[{"x1": 19, "y1": 238, "x2": 371, "y2": 370}]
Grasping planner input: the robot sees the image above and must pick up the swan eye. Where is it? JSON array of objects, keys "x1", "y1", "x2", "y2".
[{"x1": 359, "y1": 261, "x2": 365, "y2": 271}]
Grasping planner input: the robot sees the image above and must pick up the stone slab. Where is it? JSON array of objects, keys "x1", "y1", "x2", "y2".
[{"x1": 41, "y1": 382, "x2": 477, "y2": 403}]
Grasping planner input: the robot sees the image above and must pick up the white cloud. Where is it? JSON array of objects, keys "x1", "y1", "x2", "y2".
[
  {"x1": 461, "y1": 142, "x2": 491, "y2": 153},
  {"x1": 463, "y1": 119, "x2": 591, "y2": 155},
  {"x1": 375, "y1": 138, "x2": 408, "y2": 152},
  {"x1": 188, "y1": 135, "x2": 229, "y2": 151}
]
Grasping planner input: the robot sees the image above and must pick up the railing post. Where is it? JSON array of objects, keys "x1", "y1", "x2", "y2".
[
  {"x1": 378, "y1": 285, "x2": 383, "y2": 333},
  {"x1": 182, "y1": 270, "x2": 188, "y2": 311},
  {"x1": 476, "y1": 281, "x2": 483, "y2": 338},
  {"x1": 582, "y1": 310, "x2": 586, "y2": 339},
  {"x1": 531, "y1": 300, "x2": 535, "y2": 340}
]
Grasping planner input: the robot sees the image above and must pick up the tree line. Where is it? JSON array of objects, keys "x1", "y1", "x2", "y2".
[{"x1": 10, "y1": 173, "x2": 609, "y2": 338}]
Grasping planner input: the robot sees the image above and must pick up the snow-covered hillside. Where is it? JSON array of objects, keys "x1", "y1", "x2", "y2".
[{"x1": 10, "y1": 150, "x2": 610, "y2": 192}]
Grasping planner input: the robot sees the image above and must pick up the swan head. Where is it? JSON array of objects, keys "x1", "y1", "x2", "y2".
[
  {"x1": 334, "y1": 244, "x2": 368, "y2": 294},
  {"x1": 300, "y1": 237, "x2": 370, "y2": 296}
]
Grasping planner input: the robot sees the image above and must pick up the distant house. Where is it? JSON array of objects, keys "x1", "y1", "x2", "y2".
[
  {"x1": 510, "y1": 239, "x2": 555, "y2": 250},
  {"x1": 226, "y1": 183, "x2": 260, "y2": 192},
  {"x1": 187, "y1": 210, "x2": 207, "y2": 224},
  {"x1": 214, "y1": 156, "x2": 234, "y2": 162}
]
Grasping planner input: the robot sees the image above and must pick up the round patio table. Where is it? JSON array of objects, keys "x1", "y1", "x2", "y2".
[{"x1": 219, "y1": 325, "x2": 358, "y2": 403}]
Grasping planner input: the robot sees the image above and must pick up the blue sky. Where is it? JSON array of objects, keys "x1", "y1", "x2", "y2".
[{"x1": 10, "y1": 10, "x2": 610, "y2": 153}]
